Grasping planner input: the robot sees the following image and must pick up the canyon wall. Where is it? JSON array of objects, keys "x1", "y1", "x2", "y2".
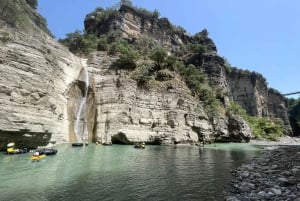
[
  {"x1": 87, "y1": 52, "x2": 213, "y2": 144},
  {"x1": 0, "y1": 27, "x2": 84, "y2": 149},
  {"x1": 0, "y1": 2, "x2": 293, "y2": 149}
]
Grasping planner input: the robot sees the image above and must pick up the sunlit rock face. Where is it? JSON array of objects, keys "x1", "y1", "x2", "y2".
[
  {"x1": 228, "y1": 70, "x2": 269, "y2": 117},
  {"x1": 67, "y1": 67, "x2": 97, "y2": 143},
  {"x1": 268, "y1": 88, "x2": 292, "y2": 135},
  {"x1": 88, "y1": 52, "x2": 213, "y2": 144},
  {"x1": 228, "y1": 70, "x2": 292, "y2": 135},
  {"x1": 0, "y1": 1, "x2": 293, "y2": 149},
  {"x1": 0, "y1": 29, "x2": 84, "y2": 149},
  {"x1": 84, "y1": 5, "x2": 216, "y2": 53},
  {"x1": 86, "y1": 51, "x2": 257, "y2": 144}
]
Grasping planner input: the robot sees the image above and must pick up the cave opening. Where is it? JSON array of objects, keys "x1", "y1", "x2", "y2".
[{"x1": 111, "y1": 132, "x2": 130, "y2": 144}]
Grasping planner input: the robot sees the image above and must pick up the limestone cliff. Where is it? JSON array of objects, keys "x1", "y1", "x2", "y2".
[
  {"x1": 84, "y1": 5, "x2": 216, "y2": 53},
  {"x1": 0, "y1": 2, "x2": 293, "y2": 149},
  {"x1": 187, "y1": 52, "x2": 292, "y2": 136},
  {"x1": 0, "y1": 0, "x2": 94, "y2": 149},
  {"x1": 227, "y1": 69, "x2": 292, "y2": 135},
  {"x1": 88, "y1": 52, "x2": 213, "y2": 144},
  {"x1": 267, "y1": 88, "x2": 292, "y2": 135}
]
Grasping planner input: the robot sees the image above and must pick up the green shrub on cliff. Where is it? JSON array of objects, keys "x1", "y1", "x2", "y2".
[
  {"x1": 0, "y1": 0, "x2": 51, "y2": 36},
  {"x1": 130, "y1": 64, "x2": 154, "y2": 86},
  {"x1": 228, "y1": 102, "x2": 284, "y2": 140},
  {"x1": 113, "y1": 44, "x2": 139, "y2": 69},
  {"x1": 25, "y1": 0, "x2": 37, "y2": 9},
  {"x1": 59, "y1": 31, "x2": 98, "y2": 55},
  {"x1": 85, "y1": 7, "x2": 116, "y2": 34},
  {"x1": 176, "y1": 64, "x2": 206, "y2": 96},
  {"x1": 133, "y1": 37, "x2": 156, "y2": 55},
  {"x1": 174, "y1": 62, "x2": 222, "y2": 116},
  {"x1": 248, "y1": 117, "x2": 284, "y2": 140},
  {"x1": 149, "y1": 47, "x2": 167, "y2": 68},
  {"x1": 288, "y1": 98, "x2": 300, "y2": 135},
  {"x1": 227, "y1": 102, "x2": 248, "y2": 117},
  {"x1": 120, "y1": 0, "x2": 133, "y2": 7},
  {"x1": 187, "y1": 43, "x2": 207, "y2": 54},
  {"x1": 97, "y1": 36, "x2": 109, "y2": 51}
]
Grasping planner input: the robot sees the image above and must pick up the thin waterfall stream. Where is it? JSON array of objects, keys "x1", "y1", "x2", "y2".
[{"x1": 74, "y1": 66, "x2": 89, "y2": 143}]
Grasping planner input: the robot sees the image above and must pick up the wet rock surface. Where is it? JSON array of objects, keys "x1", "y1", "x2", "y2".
[{"x1": 226, "y1": 145, "x2": 300, "y2": 201}]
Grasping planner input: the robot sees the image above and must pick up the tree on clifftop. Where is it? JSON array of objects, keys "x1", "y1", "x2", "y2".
[
  {"x1": 25, "y1": 0, "x2": 38, "y2": 9},
  {"x1": 120, "y1": 0, "x2": 133, "y2": 7}
]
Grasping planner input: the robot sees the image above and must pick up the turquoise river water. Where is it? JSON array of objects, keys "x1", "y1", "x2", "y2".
[{"x1": 0, "y1": 143, "x2": 263, "y2": 201}]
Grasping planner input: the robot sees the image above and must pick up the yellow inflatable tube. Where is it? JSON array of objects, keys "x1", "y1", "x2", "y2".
[{"x1": 30, "y1": 154, "x2": 45, "y2": 161}]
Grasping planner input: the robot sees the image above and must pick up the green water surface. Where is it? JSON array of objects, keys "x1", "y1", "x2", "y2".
[{"x1": 0, "y1": 143, "x2": 262, "y2": 201}]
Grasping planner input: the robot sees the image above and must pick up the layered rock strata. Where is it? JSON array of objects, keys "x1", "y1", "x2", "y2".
[
  {"x1": 0, "y1": 28, "x2": 83, "y2": 150},
  {"x1": 0, "y1": 2, "x2": 294, "y2": 148},
  {"x1": 88, "y1": 52, "x2": 213, "y2": 144}
]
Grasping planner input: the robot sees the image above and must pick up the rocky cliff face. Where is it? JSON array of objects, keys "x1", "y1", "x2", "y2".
[
  {"x1": 83, "y1": 50, "x2": 254, "y2": 144},
  {"x1": 0, "y1": 1, "x2": 90, "y2": 149},
  {"x1": 228, "y1": 70, "x2": 269, "y2": 117},
  {"x1": 188, "y1": 51, "x2": 292, "y2": 136},
  {"x1": 88, "y1": 52, "x2": 213, "y2": 144},
  {"x1": 267, "y1": 88, "x2": 292, "y2": 135},
  {"x1": 0, "y1": 2, "x2": 293, "y2": 149},
  {"x1": 228, "y1": 69, "x2": 292, "y2": 135},
  {"x1": 0, "y1": 28, "x2": 88, "y2": 149},
  {"x1": 84, "y1": 5, "x2": 216, "y2": 53}
]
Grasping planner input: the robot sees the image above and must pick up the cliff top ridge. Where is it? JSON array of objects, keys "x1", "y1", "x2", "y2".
[{"x1": 0, "y1": 0, "x2": 52, "y2": 36}]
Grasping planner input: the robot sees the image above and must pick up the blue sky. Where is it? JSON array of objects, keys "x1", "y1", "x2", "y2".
[{"x1": 38, "y1": 0, "x2": 300, "y2": 98}]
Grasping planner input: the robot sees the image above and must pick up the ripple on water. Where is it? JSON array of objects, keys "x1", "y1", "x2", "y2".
[{"x1": 0, "y1": 144, "x2": 261, "y2": 201}]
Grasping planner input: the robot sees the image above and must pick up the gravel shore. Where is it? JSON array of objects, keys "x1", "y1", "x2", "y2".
[{"x1": 225, "y1": 137, "x2": 300, "y2": 201}]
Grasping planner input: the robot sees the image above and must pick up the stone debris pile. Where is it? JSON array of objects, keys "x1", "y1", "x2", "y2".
[{"x1": 226, "y1": 145, "x2": 300, "y2": 201}]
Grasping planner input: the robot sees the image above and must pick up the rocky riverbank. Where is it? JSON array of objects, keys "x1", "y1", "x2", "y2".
[{"x1": 226, "y1": 137, "x2": 300, "y2": 201}]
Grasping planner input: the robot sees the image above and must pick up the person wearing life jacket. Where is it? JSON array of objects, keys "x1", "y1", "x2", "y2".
[
  {"x1": 6, "y1": 142, "x2": 17, "y2": 154},
  {"x1": 32, "y1": 152, "x2": 40, "y2": 158}
]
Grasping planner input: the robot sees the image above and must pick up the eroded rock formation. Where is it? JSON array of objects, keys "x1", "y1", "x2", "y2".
[
  {"x1": 85, "y1": 51, "x2": 257, "y2": 144},
  {"x1": 0, "y1": 27, "x2": 87, "y2": 149},
  {"x1": 0, "y1": 0, "x2": 88, "y2": 149},
  {"x1": 67, "y1": 65, "x2": 97, "y2": 143},
  {"x1": 0, "y1": 2, "x2": 293, "y2": 149},
  {"x1": 88, "y1": 52, "x2": 213, "y2": 144}
]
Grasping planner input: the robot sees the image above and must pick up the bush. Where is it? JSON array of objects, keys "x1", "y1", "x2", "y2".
[
  {"x1": 132, "y1": 36, "x2": 156, "y2": 55},
  {"x1": 97, "y1": 36, "x2": 109, "y2": 51},
  {"x1": 85, "y1": 8, "x2": 116, "y2": 33},
  {"x1": 164, "y1": 55, "x2": 177, "y2": 70},
  {"x1": 149, "y1": 47, "x2": 167, "y2": 68},
  {"x1": 108, "y1": 38, "x2": 129, "y2": 55},
  {"x1": 248, "y1": 117, "x2": 284, "y2": 140},
  {"x1": 288, "y1": 98, "x2": 300, "y2": 135},
  {"x1": 228, "y1": 102, "x2": 284, "y2": 140},
  {"x1": 227, "y1": 102, "x2": 248, "y2": 117},
  {"x1": 120, "y1": 0, "x2": 133, "y2": 7},
  {"x1": 187, "y1": 43, "x2": 207, "y2": 54},
  {"x1": 25, "y1": 0, "x2": 38, "y2": 9},
  {"x1": 59, "y1": 31, "x2": 98, "y2": 55},
  {"x1": 180, "y1": 64, "x2": 206, "y2": 96},
  {"x1": 152, "y1": 9, "x2": 160, "y2": 18},
  {"x1": 114, "y1": 46, "x2": 139, "y2": 69},
  {"x1": 131, "y1": 64, "x2": 154, "y2": 86}
]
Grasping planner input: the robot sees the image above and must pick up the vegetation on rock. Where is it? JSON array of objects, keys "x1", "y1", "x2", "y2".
[
  {"x1": 25, "y1": 0, "x2": 38, "y2": 9},
  {"x1": 0, "y1": 0, "x2": 52, "y2": 36},
  {"x1": 58, "y1": 0, "x2": 290, "y2": 141},
  {"x1": 228, "y1": 102, "x2": 284, "y2": 140},
  {"x1": 288, "y1": 98, "x2": 300, "y2": 136}
]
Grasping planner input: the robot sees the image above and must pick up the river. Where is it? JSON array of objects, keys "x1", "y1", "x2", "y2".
[{"x1": 0, "y1": 143, "x2": 262, "y2": 201}]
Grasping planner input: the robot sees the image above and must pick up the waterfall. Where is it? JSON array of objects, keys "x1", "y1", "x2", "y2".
[{"x1": 74, "y1": 66, "x2": 89, "y2": 143}]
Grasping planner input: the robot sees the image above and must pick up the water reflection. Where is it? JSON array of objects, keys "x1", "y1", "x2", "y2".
[{"x1": 0, "y1": 144, "x2": 262, "y2": 201}]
